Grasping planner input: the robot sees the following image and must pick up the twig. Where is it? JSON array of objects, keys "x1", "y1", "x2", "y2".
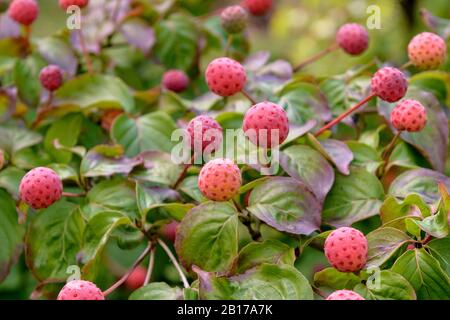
[
  {"x1": 315, "y1": 94, "x2": 376, "y2": 137},
  {"x1": 241, "y1": 90, "x2": 257, "y2": 105},
  {"x1": 400, "y1": 61, "x2": 413, "y2": 70},
  {"x1": 381, "y1": 131, "x2": 401, "y2": 160},
  {"x1": 77, "y1": 27, "x2": 94, "y2": 74},
  {"x1": 103, "y1": 242, "x2": 153, "y2": 296},
  {"x1": 293, "y1": 43, "x2": 339, "y2": 72},
  {"x1": 312, "y1": 286, "x2": 328, "y2": 299},
  {"x1": 62, "y1": 192, "x2": 86, "y2": 198},
  {"x1": 172, "y1": 155, "x2": 195, "y2": 190},
  {"x1": 224, "y1": 34, "x2": 233, "y2": 56},
  {"x1": 144, "y1": 247, "x2": 156, "y2": 286},
  {"x1": 157, "y1": 238, "x2": 189, "y2": 288}
]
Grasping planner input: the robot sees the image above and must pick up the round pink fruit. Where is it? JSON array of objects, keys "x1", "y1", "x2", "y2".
[
  {"x1": 390, "y1": 99, "x2": 427, "y2": 132},
  {"x1": 221, "y1": 5, "x2": 248, "y2": 34},
  {"x1": 371, "y1": 67, "x2": 408, "y2": 102},
  {"x1": 243, "y1": 0, "x2": 273, "y2": 16},
  {"x1": 57, "y1": 280, "x2": 104, "y2": 300},
  {"x1": 324, "y1": 227, "x2": 368, "y2": 273},
  {"x1": 8, "y1": 0, "x2": 39, "y2": 26},
  {"x1": 59, "y1": 0, "x2": 89, "y2": 10},
  {"x1": 198, "y1": 158, "x2": 242, "y2": 201},
  {"x1": 336, "y1": 23, "x2": 369, "y2": 55},
  {"x1": 19, "y1": 167, "x2": 63, "y2": 209},
  {"x1": 39, "y1": 65, "x2": 64, "y2": 92},
  {"x1": 408, "y1": 32, "x2": 447, "y2": 70},
  {"x1": 186, "y1": 115, "x2": 223, "y2": 152},
  {"x1": 162, "y1": 70, "x2": 189, "y2": 93},
  {"x1": 326, "y1": 290, "x2": 365, "y2": 300},
  {"x1": 205, "y1": 57, "x2": 246, "y2": 97},
  {"x1": 125, "y1": 266, "x2": 147, "y2": 290}
]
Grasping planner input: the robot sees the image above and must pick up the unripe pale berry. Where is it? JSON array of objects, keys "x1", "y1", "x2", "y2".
[
  {"x1": 336, "y1": 23, "x2": 369, "y2": 55},
  {"x1": 39, "y1": 65, "x2": 64, "y2": 92},
  {"x1": 243, "y1": 0, "x2": 273, "y2": 16},
  {"x1": 125, "y1": 266, "x2": 146, "y2": 290},
  {"x1": 205, "y1": 57, "x2": 246, "y2": 97},
  {"x1": 408, "y1": 32, "x2": 447, "y2": 70},
  {"x1": 8, "y1": 0, "x2": 39, "y2": 26},
  {"x1": 59, "y1": 0, "x2": 89, "y2": 10},
  {"x1": 19, "y1": 167, "x2": 62, "y2": 209},
  {"x1": 101, "y1": 109, "x2": 123, "y2": 131},
  {"x1": 243, "y1": 101, "x2": 289, "y2": 148},
  {"x1": 371, "y1": 67, "x2": 408, "y2": 102},
  {"x1": 326, "y1": 290, "x2": 365, "y2": 300},
  {"x1": 162, "y1": 70, "x2": 189, "y2": 93},
  {"x1": 57, "y1": 280, "x2": 104, "y2": 300},
  {"x1": 186, "y1": 115, "x2": 223, "y2": 152},
  {"x1": 324, "y1": 227, "x2": 368, "y2": 273},
  {"x1": 198, "y1": 158, "x2": 242, "y2": 201},
  {"x1": 221, "y1": 5, "x2": 247, "y2": 34},
  {"x1": 390, "y1": 99, "x2": 427, "y2": 132}
]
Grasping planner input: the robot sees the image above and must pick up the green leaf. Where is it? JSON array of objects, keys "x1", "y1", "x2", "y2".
[
  {"x1": 322, "y1": 168, "x2": 385, "y2": 227},
  {"x1": 0, "y1": 166, "x2": 25, "y2": 199},
  {"x1": 36, "y1": 36, "x2": 77, "y2": 76},
  {"x1": 53, "y1": 74, "x2": 135, "y2": 114},
  {"x1": 13, "y1": 54, "x2": 45, "y2": 107},
  {"x1": 354, "y1": 270, "x2": 416, "y2": 300},
  {"x1": 154, "y1": 13, "x2": 198, "y2": 70},
  {"x1": 129, "y1": 282, "x2": 183, "y2": 300},
  {"x1": 81, "y1": 211, "x2": 133, "y2": 275},
  {"x1": 0, "y1": 125, "x2": 42, "y2": 156},
  {"x1": 111, "y1": 112, "x2": 178, "y2": 157},
  {"x1": 366, "y1": 227, "x2": 411, "y2": 268},
  {"x1": 234, "y1": 240, "x2": 295, "y2": 274},
  {"x1": 412, "y1": 198, "x2": 449, "y2": 238},
  {"x1": 47, "y1": 163, "x2": 79, "y2": 185},
  {"x1": 44, "y1": 113, "x2": 83, "y2": 163},
  {"x1": 247, "y1": 177, "x2": 321, "y2": 235},
  {"x1": 130, "y1": 152, "x2": 183, "y2": 186},
  {"x1": 358, "y1": 125, "x2": 386, "y2": 149},
  {"x1": 231, "y1": 264, "x2": 313, "y2": 300},
  {"x1": 280, "y1": 145, "x2": 334, "y2": 201},
  {"x1": 25, "y1": 200, "x2": 84, "y2": 281},
  {"x1": 314, "y1": 267, "x2": 361, "y2": 290},
  {"x1": 87, "y1": 178, "x2": 137, "y2": 213},
  {"x1": 426, "y1": 237, "x2": 450, "y2": 276},
  {"x1": 178, "y1": 175, "x2": 206, "y2": 202},
  {"x1": 389, "y1": 168, "x2": 450, "y2": 204},
  {"x1": 387, "y1": 142, "x2": 427, "y2": 171},
  {"x1": 347, "y1": 141, "x2": 383, "y2": 174},
  {"x1": 80, "y1": 150, "x2": 142, "y2": 178},
  {"x1": 0, "y1": 189, "x2": 25, "y2": 282},
  {"x1": 175, "y1": 202, "x2": 239, "y2": 272},
  {"x1": 391, "y1": 248, "x2": 450, "y2": 299},
  {"x1": 380, "y1": 194, "x2": 431, "y2": 230}
]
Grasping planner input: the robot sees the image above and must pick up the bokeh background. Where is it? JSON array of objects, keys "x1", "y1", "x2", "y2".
[{"x1": 0, "y1": 0, "x2": 448, "y2": 299}]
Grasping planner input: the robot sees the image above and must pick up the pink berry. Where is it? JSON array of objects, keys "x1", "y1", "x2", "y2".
[
  {"x1": 221, "y1": 5, "x2": 248, "y2": 34},
  {"x1": 407, "y1": 243, "x2": 415, "y2": 250},
  {"x1": 371, "y1": 67, "x2": 408, "y2": 102},
  {"x1": 390, "y1": 99, "x2": 427, "y2": 132},
  {"x1": 324, "y1": 227, "x2": 368, "y2": 273},
  {"x1": 243, "y1": 101, "x2": 289, "y2": 148},
  {"x1": 39, "y1": 65, "x2": 64, "y2": 92},
  {"x1": 198, "y1": 158, "x2": 242, "y2": 201},
  {"x1": 8, "y1": 0, "x2": 39, "y2": 26},
  {"x1": 125, "y1": 266, "x2": 146, "y2": 290},
  {"x1": 162, "y1": 70, "x2": 189, "y2": 93},
  {"x1": 186, "y1": 115, "x2": 223, "y2": 152},
  {"x1": 57, "y1": 280, "x2": 104, "y2": 300},
  {"x1": 243, "y1": 0, "x2": 273, "y2": 16},
  {"x1": 326, "y1": 290, "x2": 365, "y2": 300},
  {"x1": 408, "y1": 32, "x2": 447, "y2": 70},
  {"x1": 336, "y1": 23, "x2": 369, "y2": 55},
  {"x1": 161, "y1": 220, "x2": 179, "y2": 243},
  {"x1": 59, "y1": 0, "x2": 89, "y2": 10},
  {"x1": 205, "y1": 57, "x2": 246, "y2": 97},
  {"x1": 19, "y1": 167, "x2": 62, "y2": 210}
]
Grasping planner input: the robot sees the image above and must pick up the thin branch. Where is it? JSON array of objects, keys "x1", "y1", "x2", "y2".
[
  {"x1": 157, "y1": 238, "x2": 189, "y2": 288},
  {"x1": 241, "y1": 90, "x2": 257, "y2": 105},
  {"x1": 103, "y1": 242, "x2": 152, "y2": 296},
  {"x1": 293, "y1": 43, "x2": 339, "y2": 72},
  {"x1": 315, "y1": 94, "x2": 376, "y2": 137},
  {"x1": 172, "y1": 154, "x2": 195, "y2": 190},
  {"x1": 144, "y1": 247, "x2": 155, "y2": 286},
  {"x1": 77, "y1": 27, "x2": 94, "y2": 74},
  {"x1": 62, "y1": 192, "x2": 86, "y2": 198},
  {"x1": 400, "y1": 61, "x2": 413, "y2": 70},
  {"x1": 381, "y1": 131, "x2": 401, "y2": 160},
  {"x1": 224, "y1": 34, "x2": 233, "y2": 56}
]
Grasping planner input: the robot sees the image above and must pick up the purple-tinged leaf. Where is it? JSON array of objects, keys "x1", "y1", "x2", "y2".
[
  {"x1": 243, "y1": 51, "x2": 270, "y2": 71},
  {"x1": 0, "y1": 13, "x2": 20, "y2": 39},
  {"x1": 247, "y1": 177, "x2": 321, "y2": 235},
  {"x1": 319, "y1": 138, "x2": 354, "y2": 175},
  {"x1": 120, "y1": 19, "x2": 155, "y2": 54},
  {"x1": 80, "y1": 150, "x2": 143, "y2": 177},
  {"x1": 420, "y1": 8, "x2": 450, "y2": 39},
  {"x1": 36, "y1": 37, "x2": 78, "y2": 77}
]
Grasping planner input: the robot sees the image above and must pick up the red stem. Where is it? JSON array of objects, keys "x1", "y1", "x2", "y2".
[
  {"x1": 293, "y1": 43, "x2": 339, "y2": 72},
  {"x1": 315, "y1": 94, "x2": 376, "y2": 137},
  {"x1": 172, "y1": 155, "x2": 195, "y2": 190},
  {"x1": 241, "y1": 90, "x2": 257, "y2": 105}
]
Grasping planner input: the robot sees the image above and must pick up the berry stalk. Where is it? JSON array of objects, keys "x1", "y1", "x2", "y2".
[
  {"x1": 143, "y1": 247, "x2": 156, "y2": 286},
  {"x1": 241, "y1": 89, "x2": 257, "y2": 105},
  {"x1": 315, "y1": 94, "x2": 376, "y2": 137},
  {"x1": 293, "y1": 43, "x2": 339, "y2": 72},
  {"x1": 157, "y1": 238, "x2": 190, "y2": 288}
]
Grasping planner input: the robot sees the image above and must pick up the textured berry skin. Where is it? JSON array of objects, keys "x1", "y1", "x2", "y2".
[
  {"x1": 205, "y1": 57, "x2": 246, "y2": 97},
  {"x1": 336, "y1": 23, "x2": 369, "y2": 55},
  {"x1": 186, "y1": 115, "x2": 223, "y2": 152},
  {"x1": 101, "y1": 109, "x2": 123, "y2": 131},
  {"x1": 326, "y1": 290, "x2": 365, "y2": 300},
  {"x1": 390, "y1": 99, "x2": 427, "y2": 132},
  {"x1": 221, "y1": 5, "x2": 247, "y2": 34},
  {"x1": 59, "y1": 0, "x2": 89, "y2": 10},
  {"x1": 324, "y1": 227, "x2": 368, "y2": 273},
  {"x1": 198, "y1": 158, "x2": 242, "y2": 201},
  {"x1": 162, "y1": 70, "x2": 189, "y2": 93},
  {"x1": 19, "y1": 167, "x2": 62, "y2": 210},
  {"x1": 408, "y1": 32, "x2": 446, "y2": 70},
  {"x1": 371, "y1": 67, "x2": 408, "y2": 102},
  {"x1": 161, "y1": 220, "x2": 179, "y2": 243},
  {"x1": 39, "y1": 65, "x2": 63, "y2": 92},
  {"x1": 243, "y1": 0, "x2": 273, "y2": 16},
  {"x1": 57, "y1": 280, "x2": 104, "y2": 300},
  {"x1": 8, "y1": 0, "x2": 39, "y2": 26},
  {"x1": 243, "y1": 101, "x2": 289, "y2": 148},
  {"x1": 125, "y1": 266, "x2": 146, "y2": 290}
]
